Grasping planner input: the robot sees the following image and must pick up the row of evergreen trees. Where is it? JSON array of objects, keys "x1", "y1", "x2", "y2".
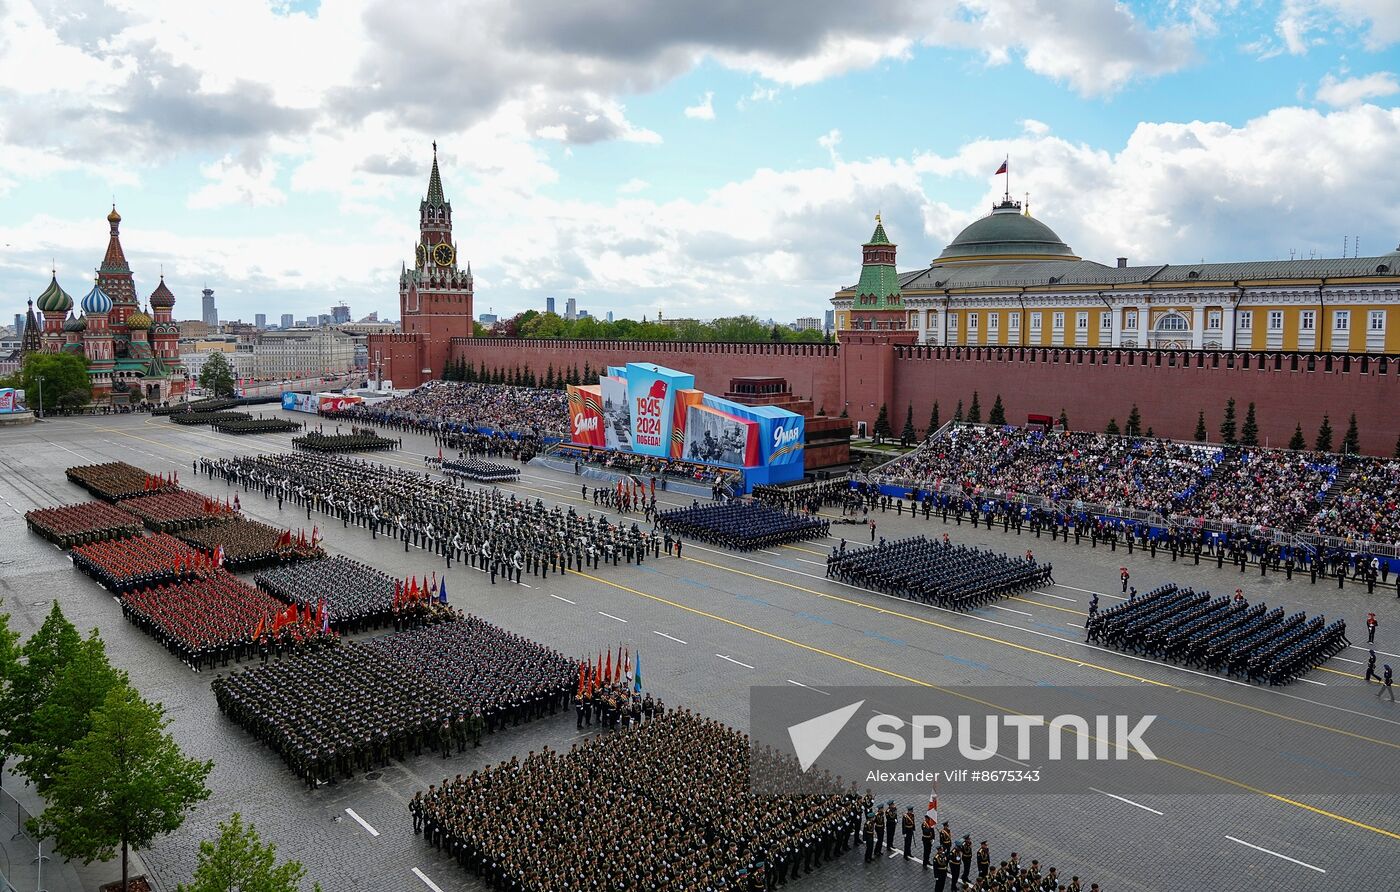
[
  {"x1": 870, "y1": 393, "x2": 1397, "y2": 457},
  {"x1": 442, "y1": 357, "x2": 595, "y2": 389},
  {"x1": 1, "y1": 601, "x2": 318, "y2": 891}
]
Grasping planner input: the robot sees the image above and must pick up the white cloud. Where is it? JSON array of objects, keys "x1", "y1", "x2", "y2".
[
  {"x1": 1275, "y1": 0, "x2": 1400, "y2": 55},
  {"x1": 683, "y1": 91, "x2": 716, "y2": 120},
  {"x1": 618, "y1": 178, "x2": 650, "y2": 194},
  {"x1": 1021, "y1": 118, "x2": 1050, "y2": 136},
  {"x1": 1316, "y1": 70, "x2": 1399, "y2": 106},
  {"x1": 818, "y1": 128, "x2": 842, "y2": 161},
  {"x1": 187, "y1": 155, "x2": 286, "y2": 209}
]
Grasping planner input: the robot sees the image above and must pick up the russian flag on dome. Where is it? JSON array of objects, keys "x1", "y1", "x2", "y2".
[{"x1": 995, "y1": 159, "x2": 1007, "y2": 175}]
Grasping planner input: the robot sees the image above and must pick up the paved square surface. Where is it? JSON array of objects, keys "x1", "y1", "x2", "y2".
[{"x1": 1, "y1": 411, "x2": 1397, "y2": 891}]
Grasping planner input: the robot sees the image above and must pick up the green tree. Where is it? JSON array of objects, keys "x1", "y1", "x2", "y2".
[
  {"x1": 900, "y1": 404, "x2": 916, "y2": 446},
  {"x1": 0, "y1": 603, "x2": 21, "y2": 776},
  {"x1": 1194, "y1": 411, "x2": 1208, "y2": 442},
  {"x1": 6, "y1": 601, "x2": 81, "y2": 759},
  {"x1": 1394, "y1": 433, "x2": 1400, "y2": 458},
  {"x1": 18, "y1": 351, "x2": 91, "y2": 410},
  {"x1": 1125, "y1": 404, "x2": 1142, "y2": 437},
  {"x1": 1289, "y1": 423, "x2": 1307, "y2": 451},
  {"x1": 987, "y1": 394, "x2": 1006, "y2": 426},
  {"x1": 18, "y1": 630, "x2": 128, "y2": 794},
  {"x1": 1105, "y1": 417, "x2": 1120, "y2": 436},
  {"x1": 1315, "y1": 413, "x2": 1334, "y2": 452},
  {"x1": 1146, "y1": 427, "x2": 1154, "y2": 438},
  {"x1": 770, "y1": 325, "x2": 783, "y2": 341},
  {"x1": 1342, "y1": 413, "x2": 1360, "y2": 454},
  {"x1": 1058, "y1": 408, "x2": 1069, "y2": 431},
  {"x1": 966, "y1": 391, "x2": 982, "y2": 424},
  {"x1": 1240, "y1": 402, "x2": 1259, "y2": 447},
  {"x1": 544, "y1": 365, "x2": 555, "y2": 389},
  {"x1": 1218, "y1": 397, "x2": 1237, "y2": 445},
  {"x1": 198, "y1": 352, "x2": 236, "y2": 398},
  {"x1": 177, "y1": 813, "x2": 321, "y2": 892},
  {"x1": 872, "y1": 403, "x2": 891, "y2": 442},
  {"x1": 928, "y1": 402, "x2": 940, "y2": 437},
  {"x1": 36, "y1": 685, "x2": 213, "y2": 892},
  {"x1": 952, "y1": 399, "x2": 964, "y2": 423}
]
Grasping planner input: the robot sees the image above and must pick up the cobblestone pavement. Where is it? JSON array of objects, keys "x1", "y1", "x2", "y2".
[{"x1": 0, "y1": 411, "x2": 1397, "y2": 892}]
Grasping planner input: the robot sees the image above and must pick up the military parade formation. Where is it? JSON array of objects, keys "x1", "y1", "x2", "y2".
[
  {"x1": 292, "y1": 428, "x2": 399, "y2": 452},
  {"x1": 1086, "y1": 583, "x2": 1350, "y2": 685},
  {"x1": 657, "y1": 501, "x2": 830, "y2": 551},
  {"x1": 826, "y1": 536, "x2": 1053, "y2": 610},
  {"x1": 417, "y1": 709, "x2": 864, "y2": 892},
  {"x1": 199, "y1": 453, "x2": 663, "y2": 579},
  {"x1": 255, "y1": 555, "x2": 405, "y2": 633},
  {"x1": 442, "y1": 457, "x2": 521, "y2": 482},
  {"x1": 26, "y1": 499, "x2": 143, "y2": 547}
]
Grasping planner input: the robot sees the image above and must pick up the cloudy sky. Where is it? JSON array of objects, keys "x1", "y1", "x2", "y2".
[{"x1": 2, "y1": 0, "x2": 1398, "y2": 325}]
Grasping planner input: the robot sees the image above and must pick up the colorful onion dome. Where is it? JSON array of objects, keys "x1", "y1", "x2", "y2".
[
  {"x1": 107, "y1": 204, "x2": 121, "y2": 224},
  {"x1": 148, "y1": 276, "x2": 175, "y2": 308},
  {"x1": 80, "y1": 280, "x2": 113, "y2": 315},
  {"x1": 63, "y1": 313, "x2": 87, "y2": 332},
  {"x1": 36, "y1": 275, "x2": 73, "y2": 313},
  {"x1": 125, "y1": 307, "x2": 152, "y2": 329}
]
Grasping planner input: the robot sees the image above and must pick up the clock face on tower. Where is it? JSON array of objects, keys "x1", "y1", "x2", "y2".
[
  {"x1": 432, "y1": 242, "x2": 455, "y2": 268},
  {"x1": 416, "y1": 244, "x2": 426, "y2": 267}
]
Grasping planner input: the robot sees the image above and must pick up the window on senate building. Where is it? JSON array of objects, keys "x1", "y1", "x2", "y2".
[
  {"x1": 1207, "y1": 310, "x2": 1222, "y2": 330},
  {"x1": 1052, "y1": 312, "x2": 1065, "y2": 331},
  {"x1": 1030, "y1": 313, "x2": 1042, "y2": 331},
  {"x1": 1076, "y1": 312, "x2": 1088, "y2": 330},
  {"x1": 967, "y1": 313, "x2": 978, "y2": 331},
  {"x1": 1125, "y1": 310, "x2": 1138, "y2": 329},
  {"x1": 1268, "y1": 311, "x2": 1283, "y2": 331},
  {"x1": 1370, "y1": 310, "x2": 1386, "y2": 332},
  {"x1": 1333, "y1": 310, "x2": 1350, "y2": 331},
  {"x1": 988, "y1": 313, "x2": 999, "y2": 331},
  {"x1": 1009, "y1": 314, "x2": 1020, "y2": 331},
  {"x1": 1101, "y1": 313, "x2": 1111, "y2": 331},
  {"x1": 1300, "y1": 310, "x2": 1314, "y2": 331},
  {"x1": 1238, "y1": 311, "x2": 1252, "y2": 330}
]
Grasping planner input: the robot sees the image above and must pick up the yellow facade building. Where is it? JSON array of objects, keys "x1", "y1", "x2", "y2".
[{"x1": 833, "y1": 199, "x2": 1400, "y2": 354}]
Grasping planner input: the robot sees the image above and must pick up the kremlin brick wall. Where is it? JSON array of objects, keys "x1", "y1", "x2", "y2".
[{"x1": 452, "y1": 336, "x2": 1400, "y2": 457}]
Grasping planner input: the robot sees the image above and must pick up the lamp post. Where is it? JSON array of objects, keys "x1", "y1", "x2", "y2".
[{"x1": 36, "y1": 374, "x2": 44, "y2": 420}]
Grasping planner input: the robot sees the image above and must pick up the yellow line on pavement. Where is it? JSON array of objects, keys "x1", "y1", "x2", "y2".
[
  {"x1": 677, "y1": 553, "x2": 1400, "y2": 753},
  {"x1": 571, "y1": 568, "x2": 1400, "y2": 843}
]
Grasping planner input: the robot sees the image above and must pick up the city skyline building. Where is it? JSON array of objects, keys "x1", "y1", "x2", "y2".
[
  {"x1": 201, "y1": 288, "x2": 217, "y2": 327},
  {"x1": 280, "y1": 313, "x2": 294, "y2": 330}
]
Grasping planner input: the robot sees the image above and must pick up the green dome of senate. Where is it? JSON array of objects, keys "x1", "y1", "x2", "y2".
[{"x1": 936, "y1": 200, "x2": 1079, "y2": 264}]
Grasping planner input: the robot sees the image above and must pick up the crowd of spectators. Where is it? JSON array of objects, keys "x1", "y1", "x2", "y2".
[
  {"x1": 335, "y1": 381, "x2": 569, "y2": 439},
  {"x1": 870, "y1": 425, "x2": 1400, "y2": 547}
]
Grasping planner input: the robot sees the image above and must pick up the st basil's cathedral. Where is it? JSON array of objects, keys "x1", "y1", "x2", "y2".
[{"x1": 23, "y1": 206, "x2": 185, "y2": 405}]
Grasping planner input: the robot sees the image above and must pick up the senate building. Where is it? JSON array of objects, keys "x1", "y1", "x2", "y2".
[{"x1": 832, "y1": 197, "x2": 1400, "y2": 354}]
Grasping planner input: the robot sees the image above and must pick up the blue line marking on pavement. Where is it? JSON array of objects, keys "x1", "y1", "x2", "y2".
[
  {"x1": 1152, "y1": 715, "x2": 1217, "y2": 736},
  {"x1": 636, "y1": 565, "x2": 657, "y2": 574},
  {"x1": 863, "y1": 630, "x2": 908, "y2": 647},
  {"x1": 1278, "y1": 751, "x2": 1359, "y2": 778},
  {"x1": 943, "y1": 654, "x2": 991, "y2": 671},
  {"x1": 796, "y1": 611, "x2": 832, "y2": 625},
  {"x1": 737, "y1": 593, "x2": 773, "y2": 607},
  {"x1": 679, "y1": 577, "x2": 708, "y2": 588}
]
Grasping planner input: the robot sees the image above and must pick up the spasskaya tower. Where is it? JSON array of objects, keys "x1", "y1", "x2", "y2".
[{"x1": 371, "y1": 143, "x2": 475, "y2": 388}]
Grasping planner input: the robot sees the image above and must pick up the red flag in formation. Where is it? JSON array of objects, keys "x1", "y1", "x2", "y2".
[{"x1": 604, "y1": 648, "x2": 612, "y2": 684}]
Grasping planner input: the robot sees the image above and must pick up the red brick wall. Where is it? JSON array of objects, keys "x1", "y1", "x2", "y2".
[
  {"x1": 368, "y1": 333, "x2": 425, "y2": 389},
  {"x1": 442, "y1": 337, "x2": 1400, "y2": 457},
  {"x1": 452, "y1": 338, "x2": 844, "y2": 411},
  {"x1": 891, "y1": 347, "x2": 1400, "y2": 455}
]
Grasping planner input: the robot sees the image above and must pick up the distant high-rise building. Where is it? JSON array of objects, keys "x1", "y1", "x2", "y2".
[
  {"x1": 331, "y1": 304, "x2": 351, "y2": 324},
  {"x1": 305, "y1": 315, "x2": 317, "y2": 326},
  {"x1": 13, "y1": 313, "x2": 23, "y2": 337},
  {"x1": 255, "y1": 313, "x2": 267, "y2": 329},
  {"x1": 202, "y1": 288, "x2": 218, "y2": 327},
  {"x1": 280, "y1": 313, "x2": 294, "y2": 330},
  {"x1": 607, "y1": 311, "x2": 614, "y2": 323},
  {"x1": 793, "y1": 316, "x2": 820, "y2": 331},
  {"x1": 478, "y1": 313, "x2": 498, "y2": 325},
  {"x1": 546, "y1": 296, "x2": 556, "y2": 315},
  {"x1": 823, "y1": 309, "x2": 835, "y2": 334},
  {"x1": 578, "y1": 309, "x2": 591, "y2": 319},
  {"x1": 565, "y1": 297, "x2": 577, "y2": 321},
  {"x1": 318, "y1": 314, "x2": 332, "y2": 326}
]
